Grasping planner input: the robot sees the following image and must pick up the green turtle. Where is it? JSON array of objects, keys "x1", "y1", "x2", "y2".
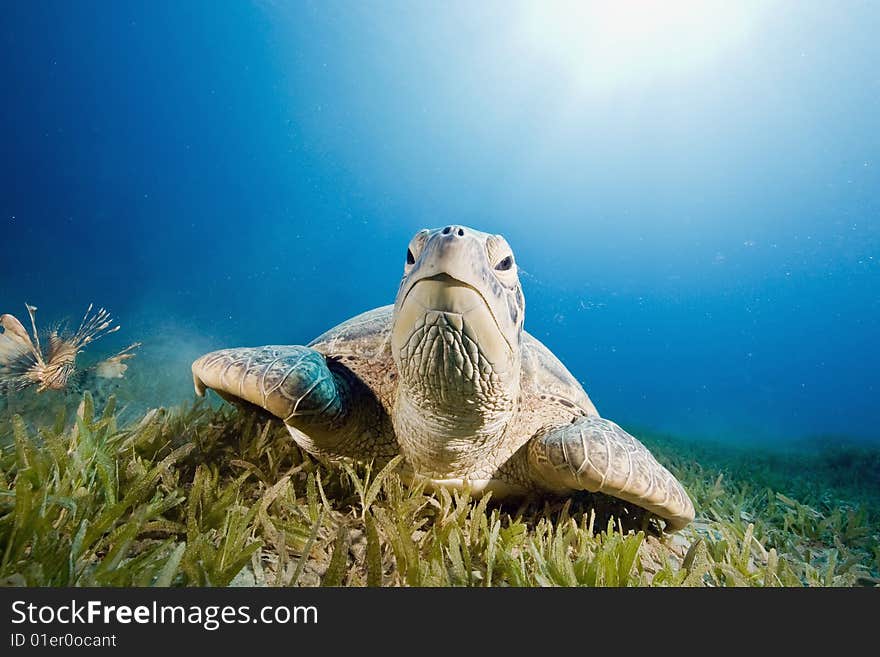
[{"x1": 192, "y1": 225, "x2": 694, "y2": 530}]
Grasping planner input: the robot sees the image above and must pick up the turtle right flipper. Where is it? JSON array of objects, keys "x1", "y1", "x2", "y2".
[
  {"x1": 527, "y1": 416, "x2": 695, "y2": 531},
  {"x1": 192, "y1": 346, "x2": 394, "y2": 461}
]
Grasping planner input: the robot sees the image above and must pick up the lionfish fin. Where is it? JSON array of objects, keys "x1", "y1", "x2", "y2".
[
  {"x1": 24, "y1": 304, "x2": 46, "y2": 364},
  {"x1": 95, "y1": 342, "x2": 141, "y2": 379}
]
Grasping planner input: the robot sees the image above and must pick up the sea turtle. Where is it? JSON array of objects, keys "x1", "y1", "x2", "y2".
[{"x1": 192, "y1": 225, "x2": 695, "y2": 530}]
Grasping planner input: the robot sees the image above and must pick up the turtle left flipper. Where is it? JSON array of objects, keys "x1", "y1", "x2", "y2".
[
  {"x1": 527, "y1": 415, "x2": 695, "y2": 531},
  {"x1": 192, "y1": 345, "x2": 394, "y2": 461}
]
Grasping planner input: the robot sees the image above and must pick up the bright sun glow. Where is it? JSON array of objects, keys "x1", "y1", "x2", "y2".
[{"x1": 514, "y1": 0, "x2": 766, "y2": 95}]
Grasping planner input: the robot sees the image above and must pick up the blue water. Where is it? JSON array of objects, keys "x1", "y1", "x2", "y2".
[{"x1": 1, "y1": 1, "x2": 878, "y2": 444}]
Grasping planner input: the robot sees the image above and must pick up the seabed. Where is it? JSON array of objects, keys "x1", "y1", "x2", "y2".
[{"x1": 1, "y1": 378, "x2": 878, "y2": 587}]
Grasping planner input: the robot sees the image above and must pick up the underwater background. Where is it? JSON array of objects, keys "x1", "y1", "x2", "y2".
[{"x1": 2, "y1": 0, "x2": 878, "y2": 447}]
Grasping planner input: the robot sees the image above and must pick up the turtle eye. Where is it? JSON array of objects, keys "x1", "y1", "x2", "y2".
[
  {"x1": 406, "y1": 248, "x2": 416, "y2": 265},
  {"x1": 495, "y1": 255, "x2": 513, "y2": 271}
]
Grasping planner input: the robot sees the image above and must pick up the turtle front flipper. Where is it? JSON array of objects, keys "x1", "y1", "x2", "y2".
[
  {"x1": 192, "y1": 346, "x2": 395, "y2": 461},
  {"x1": 527, "y1": 416, "x2": 695, "y2": 531}
]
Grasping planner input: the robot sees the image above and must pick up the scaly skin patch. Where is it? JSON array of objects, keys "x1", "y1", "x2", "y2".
[{"x1": 394, "y1": 308, "x2": 519, "y2": 477}]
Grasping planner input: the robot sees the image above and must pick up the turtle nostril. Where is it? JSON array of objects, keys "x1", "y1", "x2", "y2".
[
  {"x1": 457, "y1": 228, "x2": 464, "y2": 236},
  {"x1": 441, "y1": 225, "x2": 465, "y2": 237},
  {"x1": 442, "y1": 226, "x2": 452, "y2": 235}
]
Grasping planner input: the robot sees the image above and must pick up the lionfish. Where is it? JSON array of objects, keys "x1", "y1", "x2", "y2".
[{"x1": 0, "y1": 303, "x2": 140, "y2": 393}]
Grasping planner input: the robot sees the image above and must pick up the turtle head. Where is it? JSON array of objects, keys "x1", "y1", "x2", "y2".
[
  {"x1": 390, "y1": 225, "x2": 525, "y2": 476},
  {"x1": 392, "y1": 225, "x2": 525, "y2": 378}
]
